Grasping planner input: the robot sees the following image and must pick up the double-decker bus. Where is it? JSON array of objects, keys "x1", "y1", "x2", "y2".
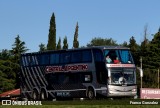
[{"x1": 20, "y1": 46, "x2": 137, "y2": 100}]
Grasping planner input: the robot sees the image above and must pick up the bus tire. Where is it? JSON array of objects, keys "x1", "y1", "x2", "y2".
[
  {"x1": 87, "y1": 88, "x2": 95, "y2": 99},
  {"x1": 32, "y1": 90, "x2": 39, "y2": 100},
  {"x1": 40, "y1": 89, "x2": 47, "y2": 100}
]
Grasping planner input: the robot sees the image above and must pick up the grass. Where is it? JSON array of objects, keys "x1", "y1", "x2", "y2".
[
  {"x1": 1, "y1": 99, "x2": 160, "y2": 108},
  {"x1": 41, "y1": 99, "x2": 160, "y2": 105},
  {"x1": 0, "y1": 105, "x2": 160, "y2": 108}
]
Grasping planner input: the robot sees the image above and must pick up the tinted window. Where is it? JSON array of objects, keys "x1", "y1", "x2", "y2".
[
  {"x1": 23, "y1": 55, "x2": 37, "y2": 66},
  {"x1": 60, "y1": 52, "x2": 71, "y2": 64},
  {"x1": 40, "y1": 54, "x2": 50, "y2": 65},
  {"x1": 93, "y1": 49, "x2": 103, "y2": 62},
  {"x1": 21, "y1": 56, "x2": 26, "y2": 66},
  {"x1": 50, "y1": 53, "x2": 59, "y2": 64},
  {"x1": 24, "y1": 56, "x2": 29, "y2": 66},
  {"x1": 25, "y1": 56, "x2": 33, "y2": 66},
  {"x1": 29, "y1": 56, "x2": 37, "y2": 66},
  {"x1": 104, "y1": 50, "x2": 117, "y2": 60},
  {"x1": 48, "y1": 72, "x2": 92, "y2": 84},
  {"x1": 82, "y1": 50, "x2": 92, "y2": 62},
  {"x1": 104, "y1": 49, "x2": 134, "y2": 64},
  {"x1": 119, "y1": 50, "x2": 134, "y2": 63},
  {"x1": 71, "y1": 51, "x2": 82, "y2": 63}
]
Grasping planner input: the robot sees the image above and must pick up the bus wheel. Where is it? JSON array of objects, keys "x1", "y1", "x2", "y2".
[
  {"x1": 32, "y1": 90, "x2": 39, "y2": 100},
  {"x1": 40, "y1": 90, "x2": 47, "y2": 100},
  {"x1": 87, "y1": 88, "x2": 95, "y2": 99}
]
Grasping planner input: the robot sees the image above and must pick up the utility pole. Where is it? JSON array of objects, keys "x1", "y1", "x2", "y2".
[
  {"x1": 158, "y1": 69, "x2": 159, "y2": 88},
  {"x1": 140, "y1": 57, "x2": 142, "y2": 69},
  {"x1": 140, "y1": 57, "x2": 143, "y2": 89}
]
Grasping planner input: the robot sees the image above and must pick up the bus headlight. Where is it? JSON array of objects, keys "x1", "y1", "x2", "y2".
[{"x1": 132, "y1": 89, "x2": 136, "y2": 92}]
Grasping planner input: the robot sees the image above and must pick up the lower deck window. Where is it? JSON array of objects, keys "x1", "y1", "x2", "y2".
[{"x1": 47, "y1": 72, "x2": 92, "y2": 85}]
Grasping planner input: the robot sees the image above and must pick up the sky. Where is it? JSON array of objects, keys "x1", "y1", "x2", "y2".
[{"x1": 0, "y1": 0, "x2": 160, "y2": 52}]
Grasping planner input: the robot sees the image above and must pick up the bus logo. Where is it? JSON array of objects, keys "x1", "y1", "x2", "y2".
[{"x1": 45, "y1": 64, "x2": 88, "y2": 73}]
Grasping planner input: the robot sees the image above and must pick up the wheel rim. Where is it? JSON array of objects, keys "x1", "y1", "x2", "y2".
[
  {"x1": 41, "y1": 92, "x2": 45, "y2": 100},
  {"x1": 88, "y1": 90, "x2": 94, "y2": 99},
  {"x1": 33, "y1": 91, "x2": 37, "y2": 100}
]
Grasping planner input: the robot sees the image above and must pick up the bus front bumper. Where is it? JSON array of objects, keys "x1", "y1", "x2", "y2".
[{"x1": 107, "y1": 85, "x2": 137, "y2": 97}]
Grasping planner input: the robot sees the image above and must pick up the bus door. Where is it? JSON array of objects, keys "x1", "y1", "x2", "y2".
[{"x1": 93, "y1": 49, "x2": 107, "y2": 84}]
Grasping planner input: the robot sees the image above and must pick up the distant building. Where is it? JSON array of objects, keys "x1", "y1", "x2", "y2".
[{"x1": 0, "y1": 89, "x2": 20, "y2": 100}]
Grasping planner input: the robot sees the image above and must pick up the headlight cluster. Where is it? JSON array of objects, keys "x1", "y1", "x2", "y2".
[{"x1": 132, "y1": 88, "x2": 136, "y2": 92}]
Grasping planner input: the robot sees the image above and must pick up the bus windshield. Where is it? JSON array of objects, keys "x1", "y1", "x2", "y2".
[
  {"x1": 109, "y1": 68, "x2": 135, "y2": 85},
  {"x1": 104, "y1": 49, "x2": 134, "y2": 64}
]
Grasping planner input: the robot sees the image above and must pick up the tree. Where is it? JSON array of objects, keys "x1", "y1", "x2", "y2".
[
  {"x1": 128, "y1": 36, "x2": 140, "y2": 66},
  {"x1": 73, "y1": 22, "x2": 79, "y2": 48},
  {"x1": 63, "y1": 36, "x2": 68, "y2": 49},
  {"x1": 57, "y1": 37, "x2": 61, "y2": 50},
  {"x1": 138, "y1": 28, "x2": 160, "y2": 88},
  {"x1": 140, "y1": 25, "x2": 150, "y2": 69},
  {"x1": 39, "y1": 43, "x2": 46, "y2": 51},
  {"x1": 0, "y1": 49, "x2": 19, "y2": 93},
  {"x1": 47, "y1": 13, "x2": 56, "y2": 50},
  {"x1": 141, "y1": 25, "x2": 149, "y2": 52},
  {"x1": 11, "y1": 35, "x2": 28, "y2": 63},
  {"x1": 128, "y1": 36, "x2": 138, "y2": 52},
  {"x1": 87, "y1": 37, "x2": 117, "y2": 47},
  {"x1": 147, "y1": 28, "x2": 160, "y2": 70},
  {"x1": 0, "y1": 49, "x2": 11, "y2": 60},
  {"x1": 120, "y1": 41, "x2": 128, "y2": 47},
  {"x1": 11, "y1": 35, "x2": 28, "y2": 88}
]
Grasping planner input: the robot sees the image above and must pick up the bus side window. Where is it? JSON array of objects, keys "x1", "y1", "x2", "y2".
[
  {"x1": 93, "y1": 49, "x2": 103, "y2": 62},
  {"x1": 60, "y1": 52, "x2": 71, "y2": 64},
  {"x1": 21, "y1": 56, "x2": 26, "y2": 66},
  {"x1": 82, "y1": 50, "x2": 92, "y2": 62},
  {"x1": 50, "y1": 53, "x2": 59, "y2": 64},
  {"x1": 29, "y1": 55, "x2": 36, "y2": 66},
  {"x1": 40, "y1": 54, "x2": 50, "y2": 65},
  {"x1": 25, "y1": 56, "x2": 29, "y2": 66},
  {"x1": 48, "y1": 73, "x2": 58, "y2": 84},
  {"x1": 71, "y1": 51, "x2": 82, "y2": 63}
]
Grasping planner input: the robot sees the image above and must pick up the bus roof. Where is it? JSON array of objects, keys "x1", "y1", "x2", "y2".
[
  {"x1": 21, "y1": 46, "x2": 130, "y2": 56},
  {"x1": 88, "y1": 46, "x2": 130, "y2": 50}
]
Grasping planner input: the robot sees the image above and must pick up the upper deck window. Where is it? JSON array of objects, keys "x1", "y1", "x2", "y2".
[
  {"x1": 119, "y1": 50, "x2": 133, "y2": 63},
  {"x1": 71, "y1": 51, "x2": 82, "y2": 63},
  {"x1": 21, "y1": 55, "x2": 37, "y2": 66},
  {"x1": 104, "y1": 49, "x2": 134, "y2": 64},
  {"x1": 40, "y1": 54, "x2": 50, "y2": 65},
  {"x1": 60, "y1": 52, "x2": 71, "y2": 64},
  {"x1": 93, "y1": 49, "x2": 103, "y2": 62},
  {"x1": 82, "y1": 50, "x2": 92, "y2": 62},
  {"x1": 50, "y1": 53, "x2": 59, "y2": 64}
]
